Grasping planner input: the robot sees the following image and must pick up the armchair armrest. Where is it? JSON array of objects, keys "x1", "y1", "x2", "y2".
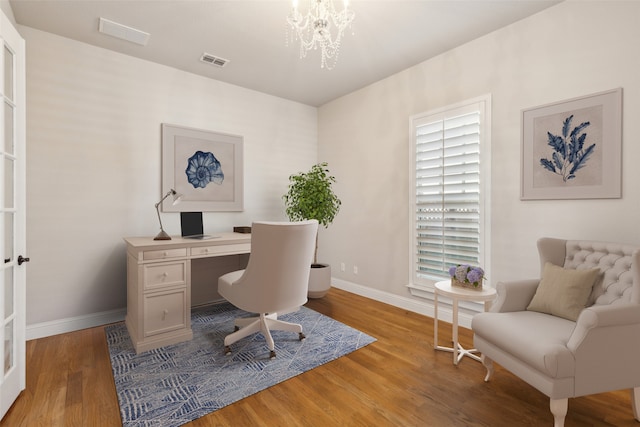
[
  {"x1": 566, "y1": 303, "x2": 640, "y2": 395},
  {"x1": 567, "y1": 303, "x2": 640, "y2": 352},
  {"x1": 490, "y1": 279, "x2": 539, "y2": 313}
]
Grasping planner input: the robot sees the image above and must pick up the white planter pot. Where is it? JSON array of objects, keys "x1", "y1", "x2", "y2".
[{"x1": 308, "y1": 263, "x2": 331, "y2": 298}]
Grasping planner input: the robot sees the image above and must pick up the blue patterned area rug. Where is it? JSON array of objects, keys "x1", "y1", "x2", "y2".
[{"x1": 105, "y1": 302, "x2": 376, "y2": 427}]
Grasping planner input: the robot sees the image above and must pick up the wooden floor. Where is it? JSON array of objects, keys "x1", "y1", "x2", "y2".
[{"x1": 2, "y1": 287, "x2": 637, "y2": 426}]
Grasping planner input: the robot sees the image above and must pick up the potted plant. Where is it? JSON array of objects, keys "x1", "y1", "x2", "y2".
[{"x1": 283, "y1": 162, "x2": 341, "y2": 298}]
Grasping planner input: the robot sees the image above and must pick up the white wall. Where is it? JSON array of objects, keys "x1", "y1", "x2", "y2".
[
  {"x1": 22, "y1": 26, "x2": 317, "y2": 331},
  {"x1": 318, "y1": 1, "x2": 640, "y2": 304},
  {"x1": 0, "y1": 0, "x2": 15, "y2": 25}
]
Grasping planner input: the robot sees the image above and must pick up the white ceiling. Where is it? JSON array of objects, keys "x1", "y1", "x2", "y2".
[{"x1": 10, "y1": 0, "x2": 561, "y2": 106}]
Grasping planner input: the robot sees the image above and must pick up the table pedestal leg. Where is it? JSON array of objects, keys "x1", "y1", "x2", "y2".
[
  {"x1": 433, "y1": 290, "x2": 439, "y2": 349},
  {"x1": 452, "y1": 297, "x2": 459, "y2": 364},
  {"x1": 434, "y1": 294, "x2": 483, "y2": 364}
]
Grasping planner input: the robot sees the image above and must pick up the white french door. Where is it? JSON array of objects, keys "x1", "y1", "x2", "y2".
[{"x1": 0, "y1": 11, "x2": 25, "y2": 420}]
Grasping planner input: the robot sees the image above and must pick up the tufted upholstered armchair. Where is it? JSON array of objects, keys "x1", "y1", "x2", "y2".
[{"x1": 472, "y1": 238, "x2": 640, "y2": 426}]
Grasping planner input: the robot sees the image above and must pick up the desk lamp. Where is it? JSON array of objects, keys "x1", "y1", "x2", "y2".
[{"x1": 154, "y1": 189, "x2": 182, "y2": 240}]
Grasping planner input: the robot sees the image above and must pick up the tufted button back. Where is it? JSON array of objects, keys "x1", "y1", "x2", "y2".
[{"x1": 563, "y1": 240, "x2": 639, "y2": 306}]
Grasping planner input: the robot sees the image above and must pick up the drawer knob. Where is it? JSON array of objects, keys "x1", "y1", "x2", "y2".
[
  {"x1": 163, "y1": 251, "x2": 169, "y2": 257},
  {"x1": 162, "y1": 309, "x2": 169, "y2": 320},
  {"x1": 162, "y1": 272, "x2": 168, "y2": 278}
]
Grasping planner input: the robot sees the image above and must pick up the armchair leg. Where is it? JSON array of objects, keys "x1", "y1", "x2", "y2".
[
  {"x1": 631, "y1": 387, "x2": 640, "y2": 421},
  {"x1": 550, "y1": 398, "x2": 568, "y2": 427},
  {"x1": 481, "y1": 354, "x2": 494, "y2": 382}
]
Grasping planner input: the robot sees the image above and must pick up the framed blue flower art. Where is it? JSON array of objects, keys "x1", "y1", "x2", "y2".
[
  {"x1": 161, "y1": 124, "x2": 243, "y2": 211},
  {"x1": 521, "y1": 88, "x2": 622, "y2": 200}
]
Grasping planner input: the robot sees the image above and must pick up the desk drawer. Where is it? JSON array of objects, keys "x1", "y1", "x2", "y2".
[
  {"x1": 143, "y1": 248, "x2": 187, "y2": 261},
  {"x1": 191, "y1": 243, "x2": 250, "y2": 257},
  {"x1": 143, "y1": 289, "x2": 188, "y2": 337},
  {"x1": 143, "y1": 261, "x2": 187, "y2": 290}
]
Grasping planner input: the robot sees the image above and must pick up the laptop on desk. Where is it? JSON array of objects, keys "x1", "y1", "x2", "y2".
[{"x1": 180, "y1": 212, "x2": 219, "y2": 240}]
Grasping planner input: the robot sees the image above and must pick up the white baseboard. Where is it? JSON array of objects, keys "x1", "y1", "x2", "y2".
[
  {"x1": 330, "y1": 278, "x2": 475, "y2": 329},
  {"x1": 26, "y1": 280, "x2": 475, "y2": 341},
  {"x1": 26, "y1": 308, "x2": 126, "y2": 341}
]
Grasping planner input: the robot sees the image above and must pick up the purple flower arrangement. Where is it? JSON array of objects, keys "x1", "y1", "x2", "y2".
[{"x1": 449, "y1": 264, "x2": 485, "y2": 289}]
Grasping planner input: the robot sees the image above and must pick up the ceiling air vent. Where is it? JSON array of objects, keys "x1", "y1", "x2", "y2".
[
  {"x1": 98, "y1": 17, "x2": 150, "y2": 46},
  {"x1": 200, "y1": 53, "x2": 229, "y2": 68}
]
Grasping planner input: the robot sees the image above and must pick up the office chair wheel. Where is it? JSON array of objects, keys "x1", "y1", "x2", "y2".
[
  {"x1": 234, "y1": 326, "x2": 239, "y2": 332},
  {"x1": 224, "y1": 346, "x2": 232, "y2": 356},
  {"x1": 299, "y1": 332, "x2": 306, "y2": 341},
  {"x1": 270, "y1": 350, "x2": 276, "y2": 359}
]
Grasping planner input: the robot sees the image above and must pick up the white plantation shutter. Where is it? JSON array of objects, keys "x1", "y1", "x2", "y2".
[{"x1": 411, "y1": 97, "x2": 489, "y2": 285}]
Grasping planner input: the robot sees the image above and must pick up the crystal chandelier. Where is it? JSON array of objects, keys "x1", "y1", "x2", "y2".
[{"x1": 287, "y1": 0, "x2": 355, "y2": 70}]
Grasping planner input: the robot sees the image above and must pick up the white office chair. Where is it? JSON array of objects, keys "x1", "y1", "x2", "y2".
[{"x1": 218, "y1": 220, "x2": 318, "y2": 358}]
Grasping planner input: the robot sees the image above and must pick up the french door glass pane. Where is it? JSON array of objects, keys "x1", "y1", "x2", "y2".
[
  {"x1": 4, "y1": 268, "x2": 11, "y2": 319},
  {"x1": 4, "y1": 213, "x2": 12, "y2": 264},
  {"x1": 4, "y1": 101, "x2": 13, "y2": 155},
  {"x1": 3, "y1": 46, "x2": 12, "y2": 102},
  {"x1": 4, "y1": 157, "x2": 12, "y2": 209},
  {"x1": 4, "y1": 321, "x2": 13, "y2": 374}
]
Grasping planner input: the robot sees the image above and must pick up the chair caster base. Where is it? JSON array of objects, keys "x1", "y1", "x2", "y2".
[
  {"x1": 270, "y1": 350, "x2": 276, "y2": 359},
  {"x1": 224, "y1": 346, "x2": 231, "y2": 356},
  {"x1": 299, "y1": 332, "x2": 306, "y2": 341}
]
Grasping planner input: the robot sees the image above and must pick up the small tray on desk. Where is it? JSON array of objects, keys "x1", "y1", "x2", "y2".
[{"x1": 233, "y1": 226, "x2": 251, "y2": 234}]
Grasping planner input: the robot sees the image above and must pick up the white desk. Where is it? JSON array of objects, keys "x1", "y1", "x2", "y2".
[
  {"x1": 123, "y1": 233, "x2": 251, "y2": 353},
  {"x1": 433, "y1": 280, "x2": 496, "y2": 365}
]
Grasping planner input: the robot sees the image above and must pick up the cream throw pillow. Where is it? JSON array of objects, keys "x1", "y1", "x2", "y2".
[{"x1": 527, "y1": 262, "x2": 601, "y2": 321}]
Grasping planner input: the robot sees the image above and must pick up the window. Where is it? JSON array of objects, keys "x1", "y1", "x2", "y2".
[{"x1": 410, "y1": 96, "x2": 490, "y2": 288}]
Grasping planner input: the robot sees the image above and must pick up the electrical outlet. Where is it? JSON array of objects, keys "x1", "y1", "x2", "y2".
[
  {"x1": 340, "y1": 262, "x2": 346, "y2": 272},
  {"x1": 353, "y1": 265, "x2": 358, "y2": 274}
]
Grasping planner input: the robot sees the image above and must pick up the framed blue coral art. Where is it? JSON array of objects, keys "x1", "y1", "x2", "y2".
[
  {"x1": 521, "y1": 88, "x2": 622, "y2": 200},
  {"x1": 161, "y1": 124, "x2": 243, "y2": 211}
]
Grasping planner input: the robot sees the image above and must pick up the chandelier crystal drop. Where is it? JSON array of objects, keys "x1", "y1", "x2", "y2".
[{"x1": 286, "y1": 0, "x2": 355, "y2": 70}]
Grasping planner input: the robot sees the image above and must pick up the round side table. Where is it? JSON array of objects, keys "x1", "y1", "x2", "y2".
[{"x1": 433, "y1": 280, "x2": 496, "y2": 365}]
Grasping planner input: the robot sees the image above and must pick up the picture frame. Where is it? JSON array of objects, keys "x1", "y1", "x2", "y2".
[
  {"x1": 521, "y1": 88, "x2": 622, "y2": 200},
  {"x1": 161, "y1": 124, "x2": 243, "y2": 212}
]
